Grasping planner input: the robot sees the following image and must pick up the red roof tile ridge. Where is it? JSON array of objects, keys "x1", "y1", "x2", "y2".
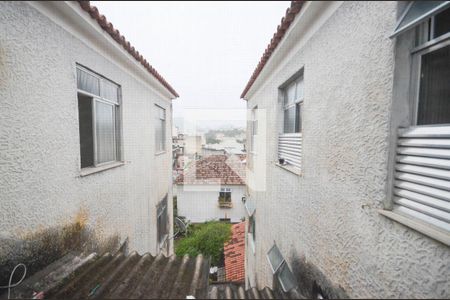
[
  {"x1": 77, "y1": 1, "x2": 179, "y2": 98},
  {"x1": 224, "y1": 222, "x2": 246, "y2": 282},
  {"x1": 240, "y1": 1, "x2": 303, "y2": 99}
]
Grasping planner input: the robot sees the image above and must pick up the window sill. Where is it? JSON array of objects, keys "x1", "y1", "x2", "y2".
[
  {"x1": 378, "y1": 209, "x2": 450, "y2": 246},
  {"x1": 155, "y1": 151, "x2": 167, "y2": 156},
  {"x1": 218, "y1": 202, "x2": 233, "y2": 208},
  {"x1": 275, "y1": 162, "x2": 302, "y2": 176},
  {"x1": 80, "y1": 161, "x2": 125, "y2": 177}
]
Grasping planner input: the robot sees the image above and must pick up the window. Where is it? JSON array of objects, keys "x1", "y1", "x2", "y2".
[
  {"x1": 249, "y1": 215, "x2": 255, "y2": 242},
  {"x1": 248, "y1": 106, "x2": 258, "y2": 170},
  {"x1": 383, "y1": 5, "x2": 450, "y2": 246},
  {"x1": 411, "y1": 6, "x2": 450, "y2": 125},
  {"x1": 218, "y1": 188, "x2": 232, "y2": 208},
  {"x1": 266, "y1": 244, "x2": 297, "y2": 292},
  {"x1": 155, "y1": 105, "x2": 166, "y2": 152},
  {"x1": 157, "y1": 195, "x2": 169, "y2": 246},
  {"x1": 278, "y1": 74, "x2": 303, "y2": 170},
  {"x1": 77, "y1": 65, "x2": 121, "y2": 168},
  {"x1": 248, "y1": 214, "x2": 256, "y2": 253},
  {"x1": 219, "y1": 188, "x2": 232, "y2": 202},
  {"x1": 391, "y1": 1, "x2": 450, "y2": 37},
  {"x1": 416, "y1": 43, "x2": 450, "y2": 125},
  {"x1": 283, "y1": 76, "x2": 303, "y2": 134}
]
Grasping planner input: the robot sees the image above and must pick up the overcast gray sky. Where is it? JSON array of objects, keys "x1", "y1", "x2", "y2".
[{"x1": 92, "y1": 1, "x2": 290, "y2": 130}]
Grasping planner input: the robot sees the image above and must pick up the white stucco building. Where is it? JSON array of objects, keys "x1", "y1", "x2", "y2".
[
  {"x1": 0, "y1": 1, "x2": 176, "y2": 278},
  {"x1": 175, "y1": 155, "x2": 247, "y2": 223},
  {"x1": 243, "y1": 1, "x2": 450, "y2": 299}
]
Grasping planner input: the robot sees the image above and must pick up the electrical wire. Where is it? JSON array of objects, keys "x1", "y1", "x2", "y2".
[{"x1": 0, "y1": 263, "x2": 27, "y2": 300}]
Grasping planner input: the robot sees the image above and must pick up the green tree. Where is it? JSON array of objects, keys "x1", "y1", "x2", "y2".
[{"x1": 175, "y1": 221, "x2": 231, "y2": 266}]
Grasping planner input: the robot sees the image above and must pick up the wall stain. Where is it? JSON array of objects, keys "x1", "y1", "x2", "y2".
[
  {"x1": 286, "y1": 253, "x2": 349, "y2": 299},
  {"x1": 0, "y1": 209, "x2": 120, "y2": 286}
]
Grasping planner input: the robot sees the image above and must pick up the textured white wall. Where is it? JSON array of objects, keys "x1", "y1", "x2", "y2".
[
  {"x1": 0, "y1": 2, "x2": 173, "y2": 256},
  {"x1": 177, "y1": 185, "x2": 246, "y2": 223},
  {"x1": 245, "y1": 1, "x2": 449, "y2": 298}
]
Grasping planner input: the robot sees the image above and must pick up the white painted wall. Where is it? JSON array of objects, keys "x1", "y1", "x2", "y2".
[
  {"x1": 0, "y1": 2, "x2": 173, "y2": 257},
  {"x1": 245, "y1": 1, "x2": 449, "y2": 298},
  {"x1": 177, "y1": 184, "x2": 246, "y2": 223}
]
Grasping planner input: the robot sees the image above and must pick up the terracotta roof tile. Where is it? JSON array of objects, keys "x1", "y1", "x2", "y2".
[
  {"x1": 175, "y1": 155, "x2": 246, "y2": 185},
  {"x1": 240, "y1": 1, "x2": 303, "y2": 99},
  {"x1": 224, "y1": 222, "x2": 245, "y2": 283},
  {"x1": 77, "y1": 1, "x2": 179, "y2": 98}
]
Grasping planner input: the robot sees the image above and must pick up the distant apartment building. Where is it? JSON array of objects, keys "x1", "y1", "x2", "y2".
[
  {"x1": 0, "y1": 1, "x2": 176, "y2": 282},
  {"x1": 175, "y1": 155, "x2": 247, "y2": 223},
  {"x1": 243, "y1": 1, "x2": 449, "y2": 299},
  {"x1": 184, "y1": 135, "x2": 203, "y2": 157}
]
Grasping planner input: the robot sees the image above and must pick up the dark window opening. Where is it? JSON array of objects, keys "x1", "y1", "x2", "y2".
[
  {"x1": 157, "y1": 196, "x2": 169, "y2": 245},
  {"x1": 433, "y1": 7, "x2": 450, "y2": 38},
  {"x1": 417, "y1": 44, "x2": 450, "y2": 125},
  {"x1": 249, "y1": 215, "x2": 255, "y2": 242},
  {"x1": 78, "y1": 94, "x2": 94, "y2": 168},
  {"x1": 219, "y1": 188, "x2": 232, "y2": 202}
]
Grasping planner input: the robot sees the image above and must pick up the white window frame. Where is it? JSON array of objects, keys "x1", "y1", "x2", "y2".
[
  {"x1": 155, "y1": 105, "x2": 166, "y2": 153},
  {"x1": 76, "y1": 65, "x2": 122, "y2": 168},
  {"x1": 248, "y1": 106, "x2": 258, "y2": 170},
  {"x1": 282, "y1": 76, "x2": 304, "y2": 134},
  {"x1": 410, "y1": 29, "x2": 450, "y2": 125},
  {"x1": 157, "y1": 195, "x2": 169, "y2": 250},
  {"x1": 382, "y1": 9, "x2": 450, "y2": 246},
  {"x1": 219, "y1": 187, "x2": 232, "y2": 203},
  {"x1": 278, "y1": 71, "x2": 304, "y2": 171}
]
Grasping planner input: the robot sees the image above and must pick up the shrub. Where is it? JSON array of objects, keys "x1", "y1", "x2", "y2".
[{"x1": 175, "y1": 221, "x2": 231, "y2": 266}]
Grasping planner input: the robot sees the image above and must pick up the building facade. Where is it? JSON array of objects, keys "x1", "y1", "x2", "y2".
[
  {"x1": 0, "y1": 1, "x2": 176, "y2": 281},
  {"x1": 176, "y1": 155, "x2": 247, "y2": 223},
  {"x1": 243, "y1": 1, "x2": 449, "y2": 298}
]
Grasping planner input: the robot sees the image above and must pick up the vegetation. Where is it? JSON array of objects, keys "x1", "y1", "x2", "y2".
[
  {"x1": 175, "y1": 221, "x2": 232, "y2": 266},
  {"x1": 205, "y1": 131, "x2": 221, "y2": 144}
]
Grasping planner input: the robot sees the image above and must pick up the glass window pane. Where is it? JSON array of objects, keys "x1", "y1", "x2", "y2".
[
  {"x1": 77, "y1": 68, "x2": 100, "y2": 96},
  {"x1": 78, "y1": 95, "x2": 94, "y2": 168},
  {"x1": 155, "y1": 106, "x2": 166, "y2": 151},
  {"x1": 284, "y1": 82, "x2": 296, "y2": 106},
  {"x1": 417, "y1": 45, "x2": 450, "y2": 125},
  {"x1": 295, "y1": 103, "x2": 302, "y2": 133},
  {"x1": 295, "y1": 77, "x2": 304, "y2": 101},
  {"x1": 95, "y1": 101, "x2": 116, "y2": 163},
  {"x1": 284, "y1": 106, "x2": 296, "y2": 133},
  {"x1": 434, "y1": 7, "x2": 450, "y2": 38},
  {"x1": 155, "y1": 118, "x2": 162, "y2": 151},
  {"x1": 101, "y1": 79, "x2": 119, "y2": 103},
  {"x1": 267, "y1": 244, "x2": 284, "y2": 273},
  {"x1": 393, "y1": 1, "x2": 449, "y2": 36},
  {"x1": 161, "y1": 119, "x2": 166, "y2": 150}
]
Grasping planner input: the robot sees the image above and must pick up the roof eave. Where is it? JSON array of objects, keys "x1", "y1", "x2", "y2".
[
  {"x1": 240, "y1": 1, "x2": 304, "y2": 100},
  {"x1": 76, "y1": 1, "x2": 179, "y2": 98}
]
